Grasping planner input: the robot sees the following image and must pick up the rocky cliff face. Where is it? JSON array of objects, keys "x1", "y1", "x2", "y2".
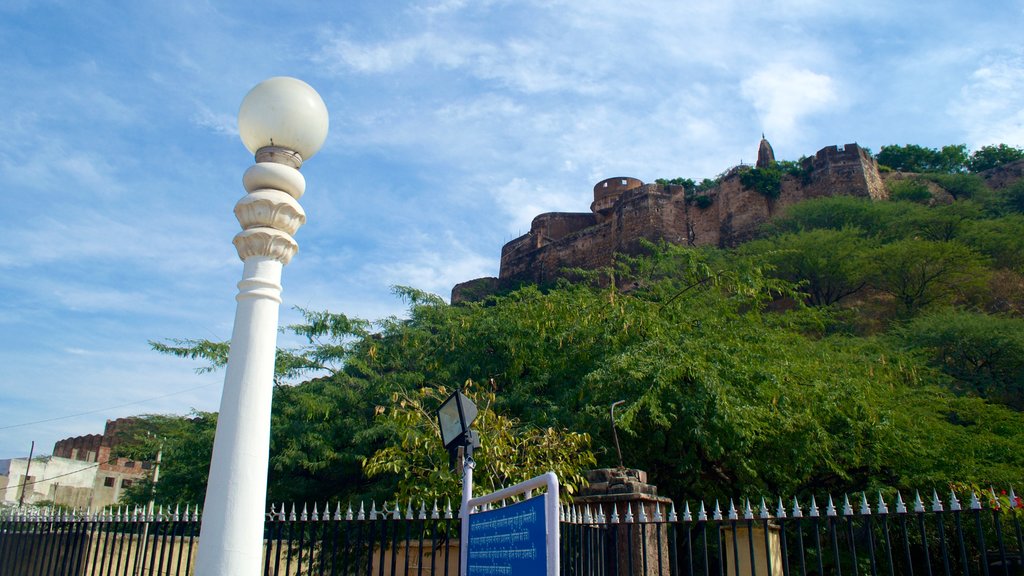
[{"x1": 452, "y1": 142, "x2": 885, "y2": 303}]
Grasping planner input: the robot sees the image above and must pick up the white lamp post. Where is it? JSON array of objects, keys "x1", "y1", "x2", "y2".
[{"x1": 194, "y1": 76, "x2": 328, "y2": 576}]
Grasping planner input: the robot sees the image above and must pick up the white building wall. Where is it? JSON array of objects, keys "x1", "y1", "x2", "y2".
[{"x1": 0, "y1": 456, "x2": 98, "y2": 508}]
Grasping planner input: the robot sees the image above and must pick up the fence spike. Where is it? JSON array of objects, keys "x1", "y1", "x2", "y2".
[
  {"x1": 913, "y1": 491, "x2": 925, "y2": 513},
  {"x1": 393, "y1": 501, "x2": 402, "y2": 520},
  {"x1": 625, "y1": 503, "x2": 635, "y2": 524},
  {"x1": 174, "y1": 503, "x2": 181, "y2": 522},
  {"x1": 895, "y1": 492, "x2": 907, "y2": 514},
  {"x1": 826, "y1": 495, "x2": 837, "y2": 517},
  {"x1": 949, "y1": 491, "x2": 962, "y2": 512},
  {"x1": 290, "y1": 503, "x2": 298, "y2": 521},
  {"x1": 743, "y1": 499, "x2": 753, "y2": 520},
  {"x1": 810, "y1": 496, "x2": 821, "y2": 518},
  {"x1": 970, "y1": 492, "x2": 982, "y2": 510},
  {"x1": 680, "y1": 502, "x2": 689, "y2": 523},
  {"x1": 611, "y1": 504, "x2": 620, "y2": 524},
  {"x1": 842, "y1": 494, "x2": 854, "y2": 516},
  {"x1": 776, "y1": 497, "x2": 787, "y2": 519},
  {"x1": 932, "y1": 489, "x2": 944, "y2": 512},
  {"x1": 727, "y1": 499, "x2": 738, "y2": 520},
  {"x1": 654, "y1": 503, "x2": 664, "y2": 522},
  {"x1": 584, "y1": 505, "x2": 593, "y2": 524},
  {"x1": 431, "y1": 500, "x2": 439, "y2": 520},
  {"x1": 1010, "y1": 487, "x2": 1019, "y2": 508},
  {"x1": 670, "y1": 502, "x2": 680, "y2": 523},
  {"x1": 990, "y1": 487, "x2": 1000, "y2": 510},
  {"x1": 791, "y1": 497, "x2": 802, "y2": 519},
  {"x1": 699, "y1": 501, "x2": 708, "y2": 522},
  {"x1": 860, "y1": 493, "x2": 871, "y2": 516},
  {"x1": 639, "y1": 503, "x2": 648, "y2": 523},
  {"x1": 301, "y1": 502, "x2": 309, "y2": 521},
  {"x1": 419, "y1": 501, "x2": 427, "y2": 520},
  {"x1": 713, "y1": 500, "x2": 723, "y2": 521},
  {"x1": 876, "y1": 492, "x2": 889, "y2": 515},
  {"x1": 444, "y1": 500, "x2": 453, "y2": 519},
  {"x1": 358, "y1": 501, "x2": 366, "y2": 521},
  {"x1": 370, "y1": 501, "x2": 379, "y2": 520},
  {"x1": 406, "y1": 501, "x2": 414, "y2": 520},
  {"x1": 759, "y1": 497, "x2": 770, "y2": 520},
  {"x1": 312, "y1": 502, "x2": 320, "y2": 521}
]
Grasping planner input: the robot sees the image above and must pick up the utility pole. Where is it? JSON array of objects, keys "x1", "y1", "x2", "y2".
[{"x1": 18, "y1": 441, "x2": 34, "y2": 507}]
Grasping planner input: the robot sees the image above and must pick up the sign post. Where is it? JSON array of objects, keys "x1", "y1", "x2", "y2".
[{"x1": 464, "y1": 472, "x2": 560, "y2": 576}]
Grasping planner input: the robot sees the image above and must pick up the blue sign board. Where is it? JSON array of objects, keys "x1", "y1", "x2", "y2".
[{"x1": 467, "y1": 494, "x2": 548, "y2": 575}]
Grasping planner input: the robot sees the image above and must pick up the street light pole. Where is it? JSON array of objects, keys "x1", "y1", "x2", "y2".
[{"x1": 194, "y1": 77, "x2": 328, "y2": 576}]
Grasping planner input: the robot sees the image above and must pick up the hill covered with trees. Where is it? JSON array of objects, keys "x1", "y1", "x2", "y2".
[{"x1": 117, "y1": 143, "x2": 1024, "y2": 509}]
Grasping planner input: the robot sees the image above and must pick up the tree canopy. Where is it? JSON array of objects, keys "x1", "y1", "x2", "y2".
[{"x1": 122, "y1": 154, "x2": 1024, "y2": 510}]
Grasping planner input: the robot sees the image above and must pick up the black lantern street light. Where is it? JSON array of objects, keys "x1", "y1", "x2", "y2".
[{"x1": 436, "y1": 389, "x2": 479, "y2": 576}]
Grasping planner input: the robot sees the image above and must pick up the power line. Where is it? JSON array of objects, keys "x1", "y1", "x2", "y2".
[{"x1": 0, "y1": 383, "x2": 215, "y2": 431}]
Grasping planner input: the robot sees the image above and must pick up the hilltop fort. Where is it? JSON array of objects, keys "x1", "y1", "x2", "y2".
[{"x1": 453, "y1": 138, "x2": 887, "y2": 302}]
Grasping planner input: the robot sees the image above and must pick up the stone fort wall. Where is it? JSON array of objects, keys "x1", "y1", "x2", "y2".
[{"x1": 452, "y1": 142, "x2": 885, "y2": 302}]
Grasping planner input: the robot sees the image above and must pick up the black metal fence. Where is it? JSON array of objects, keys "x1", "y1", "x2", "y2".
[{"x1": 2, "y1": 489, "x2": 1022, "y2": 575}]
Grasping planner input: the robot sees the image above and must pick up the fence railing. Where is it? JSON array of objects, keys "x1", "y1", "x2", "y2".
[{"x1": 1, "y1": 489, "x2": 1021, "y2": 575}]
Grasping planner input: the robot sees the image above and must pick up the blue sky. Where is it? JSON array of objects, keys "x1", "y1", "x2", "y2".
[{"x1": 1, "y1": 0, "x2": 1022, "y2": 460}]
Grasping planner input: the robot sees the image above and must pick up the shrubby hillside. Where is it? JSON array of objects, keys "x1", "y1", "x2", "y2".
[{"x1": 119, "y1": 145, "x2": 1024, "y2": 508}]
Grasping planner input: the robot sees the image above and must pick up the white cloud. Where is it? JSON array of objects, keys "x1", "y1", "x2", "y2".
[
  {"x1": 951, "y1": 51, "x2": 1024, "y2": 147},
  {"x1": 192, "y1": 104, "x2": 237, "y2": 137},
  {"x1": 741, "y1": 65, "x2": 839, "y2": 142},
  {"x1": 494, "y1": 177, "x2": 585, "y2": 234},
  {"x1": 361, "y1": 231, "x2": 495, "y2": 297}
]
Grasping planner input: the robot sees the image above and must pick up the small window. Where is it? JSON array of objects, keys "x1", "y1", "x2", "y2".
[
  {"x1": 141, "y1": 462, "x2": 152, "y2": 470},
  {"x1": 125, "y1": 461, "x2": 135, "y2": 468},
  {"x1": 103, "y1": 477, "x2": 115, "y2": 487},
  {"x1": 121, "y1": 479, "x2": 133, "y2": 488}
]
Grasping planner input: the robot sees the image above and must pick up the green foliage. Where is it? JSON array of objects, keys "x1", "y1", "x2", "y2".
[
  {"x1": 1003, "y1": 179, "x2": 1024, "y2": 214},
  {"x1": 362, "y1": 383, "x2": 594, "y2": 505},
  {"x1": 116, "y1": 411, "x2": 217, "y2": 507},
  {"x1": 695, "y1": 178, "x2": 719, "y2": 193},
  {"x1": 693, "y1": 194, "x2": 713, "y2": 209},
  {"x1": 656, "y1": 177, "x2": 695, "y2": 191},
  {"x1": 145, "y1": 180, "x2": 1024, "y2": 507},
  {"x1": 767, "y1": 196, "x2": 921, "y2": 240},
  {"x1": 897, "y1": 310, "x2": 1024, "y2": 409},
  {"x1": 967, "y1": 144, "x2": 1024, "y2": 172},
  {"x1": 959, "y1": 215, "x2": 1024, "y2": 271},
  {"x1": 877, "y1": 144, "x2": 967, "y2": 173},
  {"x1": 887, "y1": 178, "x2": 932, "y2": 203},
  {"x1": 741, "y1": 228, "x2": 875, "y2": 306},
  {"x1": 926, "y1": 173, "x2": 987, "y2": 200},
  {"x1": 867, "y1": 240, "x2": 989, "y2": 316},
  {"x1": 739, "y1": 166, "x2": 783, "y2": 199}
]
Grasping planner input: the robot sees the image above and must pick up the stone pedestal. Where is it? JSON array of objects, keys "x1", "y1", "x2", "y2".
[{"x1": 572, "y1": 468, "x2": 673, "y2": 576}]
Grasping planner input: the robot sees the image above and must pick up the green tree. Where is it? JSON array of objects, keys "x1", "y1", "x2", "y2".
[
  {"x1": 117, "y1": 411, "x2": 217, "y2": 507},
  {"x1": 926, "y1": 173, "x2": 987, "y2": 201},
  {"x1": 362, "y1": 383, "x2": 594, "y2": 506},
  {"x1": 876, "y1": 144, "x2": 967, "y2": 173},
  {"x1": 739, "y1": 166, "x2": 783, "y2": 199},
  {"x1": 967, "y1": 144, "x2": 1024, "y2": 172},
  {"x1": 868, "y1": 240, "x2": 990, "y2": 316},
  {"x1": 877, "y1": 144, "x2": 941, "y2": 172},
  {"x1": 898, "y1": 309, "x2": 1024, "y2": 409},
  {"x1": 887, "y1": 178, "x2": 931, "y2": 203},
  {"x1": 742, "y1": 228, "x2": 875, "y2": 306}
]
